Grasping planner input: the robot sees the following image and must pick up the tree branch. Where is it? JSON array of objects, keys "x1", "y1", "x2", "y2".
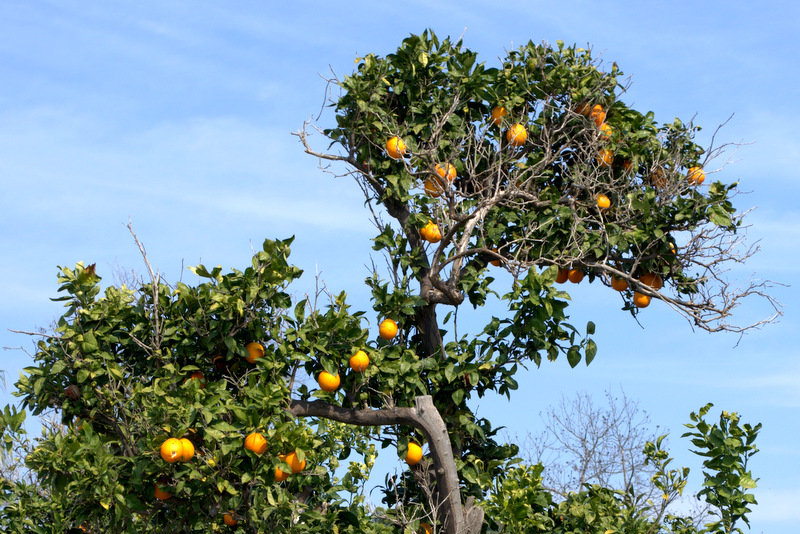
[{"x1": 288, "y1": 395, "x2": 482, "y2": 534}]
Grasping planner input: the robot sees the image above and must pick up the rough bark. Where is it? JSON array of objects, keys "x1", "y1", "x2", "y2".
[{"x1": 288, "y1": 395, "x2": 481, "y2": 534}]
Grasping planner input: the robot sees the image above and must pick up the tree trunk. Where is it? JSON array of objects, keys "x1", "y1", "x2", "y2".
[
  {"x1": 288, "y1": 395, "x2": 482, "y2": 534},
  {"x1": 417, "y1": 301, "x2": 444, "y2": 359}
]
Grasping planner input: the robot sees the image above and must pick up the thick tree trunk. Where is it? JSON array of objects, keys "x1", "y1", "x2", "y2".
[
  {"x1": 288, "y1": 395, "x2": 482, "y2": 534},
  {"x1": 418, "y1": 302, "x2": 444, "y2": 359}
]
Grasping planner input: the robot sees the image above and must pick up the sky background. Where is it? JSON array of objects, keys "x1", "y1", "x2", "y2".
[{"x1": 1, "y1": 1, "x2": 798, "y2": 532}]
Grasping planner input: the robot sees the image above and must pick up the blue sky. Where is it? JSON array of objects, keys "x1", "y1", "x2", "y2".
[{"x1": 1, "y1": 1, "x2": 798, "y2": 531}]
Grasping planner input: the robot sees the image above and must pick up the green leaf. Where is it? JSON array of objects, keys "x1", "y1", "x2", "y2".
[
  {"x1": 567, "y1": 347, "x2": 581, "y2": 368},
  {"x1": 585, "y1": 339, "x2": 597, "y2": 365}
]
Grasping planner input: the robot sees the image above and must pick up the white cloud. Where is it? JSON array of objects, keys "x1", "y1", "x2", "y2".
[{"x1": 0, "y1": 108, "x2": 367, "y2": 234}]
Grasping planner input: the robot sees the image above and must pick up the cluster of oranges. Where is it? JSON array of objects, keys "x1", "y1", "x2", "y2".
[
  {"x1": 244, "y1": 432, "x2": 306, "y2": 482},
  {"x1": 556, "y1": 266, "x2": 665, "y2": 309},
  {"x1": 384, "y1": 103, "x2": 706, "y2": 262},
  {"x1": 316, "y1": 318, "x2": 398, "y2": 392},
  {"x1": 154, "y1": 318, "x2": 424, "y2": 522},
  {"x1": 315, "y1": 317, "x2": 426, "y2": 467}
]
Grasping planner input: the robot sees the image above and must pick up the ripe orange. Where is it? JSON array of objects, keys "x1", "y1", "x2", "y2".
[
  {"x1": 490, "y1": 105, "x2": 507, "y2": 125},
  {"x1": 318, "y1": 371, "x2": 341, "y2": 392},
  {"x1": 420, "y1": 221, "x2": 442, "y2": 243},
  {"x1": 576, "y1": 102, "x2": 592, "y2": 116},
  {"x1": 244, "y1": 432, "x2": 268, "y2": 455},
  {"x1": 245, "y1": 342, "x2": 264, "y2": 364},
  {"x1": 187, "y1": 371, "x2": 206, "y2": 388},
  {"x1": 213, "y1": 355, "x2": 226, "y2": 370},
  {"x1": 160, "y1": 438, "x2": 183, "y2": 463},
  {"x1": 405, "y1": 442, "x2": 423, "y2": 466},
  {"x1": 622, "y1": 159, "x2": 633, "y2": 172},
  {"x1": 223, "y1": 513, "x2": 238, "y2": 526},
  {"x1": 178, "y1": 438, "x2": 195, "y2": 462},
  {"x1": 597, "y1": 148, "x2": 613, "y2": 167},
  {"x1": 285, "y1": 451, "x2": 306, "y2": 473},
  {"x1": 596, "y1": 194, "x2": 611, "y2": 209},
  {"x1": 424, "y1": 177, "x2": 445, "y2": 197},
  {"x1": 386, "y1": 136, "x2": 407, "y2": 160},
  {"x1": 350, "y1": 350, "x2": 370, "y2": 372},
  {"x1": 274, "y1": 466, "x2": 290, "y2": 482},
  {"x1": 555, "y1": 268, "x2": 569, "y2": 284},
  {"x1": 489, "y1": 248, "x2": 501, "y2": 267},
  {"x1": 687, "y1": 166, "x2": 705, "y2": 185},
  {"x1": 599, "y1": 123, "x2": 612, "y2": 140},
  {"x1": 633, "y1": 292, "x2": 651, "y2": 308},
  {"x1": 568, "y1": 269, "x2": 584, "y2": 283},
  {"x1": 669, "y1": 242, "x2": 677, "y2": 255},
  {"x1": 506, "y1": 123, "x2": 527, "y2": 147},
  {"x1": 379, "y1": 318, "x2": 398, "y2": 340},
  {"x1": 650, "y1": 168, "x2": 667, "y2": 188},
  {"x1": 639, "y1": 273, "x2": 663, "y2": 290},
  {"x1": 611, "y1": 276, "x2": 628, "y2": 291},
  {"x1": 154, "y1": 481, "x2": 171, "y2": 501},
  {"x1": 590, "y1": 104, "x2": 606, "y2": 127},
  {"x1": 419, "y1": 522, "x2": 433, "y2": 534},
  {"x1": 434, "y1": 163, "x2": 457, "y2": 184}
]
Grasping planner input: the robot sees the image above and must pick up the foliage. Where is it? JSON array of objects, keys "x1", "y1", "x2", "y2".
[{"x1": 683, "y1": 404, "x2": 760, "y2": 534}]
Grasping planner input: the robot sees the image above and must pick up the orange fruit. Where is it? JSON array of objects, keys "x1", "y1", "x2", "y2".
[
  {"x1": 379, "y1": 318, "x2": 398, "y2": 340},
  {"x1": 386, "y1": 136, "x2": 407, "y2": 160},
  {"x1": 349, "y1": 350, "x2": 370, "y2": 372},
  {"x1": 186, "y1": 371, "x2": 206, "y2": 388},
  {"x1": 669, "y1": 242, "x2": 677, "y2": 255},
  {"x1": 245, "y1": 342, "x2": 264, "y2": 364},
  {"x1": 596, "y1": 194, "x2": 611, "y2": 209},
  {"x1": 318, "y1": 371, "x2": 341, "y2": 392},
  {"x1": 274, "y1": 466, "x2": 290, "y2": 482},
  {"x1": 506, "y1": 123, "x2": 527, "y2": 147},
  {"x1": 244, "y1": 432, "x2": 268, "y2": 455},
  {"x1": 420, "y1": 221, "x2": 442, "y2": 243},
  {"x1": 687, "y1": 166, "x2": 705, "y2": 185},
  {"x1": 639, "y1": 273, "x2": 663, "y2": 290},
  {"x1": 285, "y1": 451, "x2": 306, "y2": 473},
  {"x1": 213, "y1": 355, "x2": 226, "y2": 370},
  {"x1": 597, "y1": 148, "x2": 613, "y2": 167},
  {"x1": 568, "y1": 269, "x2": 584, "y2": 283},
  {"x1": 223, "y1": 513, "x2": 238, "y2": 526},
  {"x1": 160, "y1": 438, "x2": 183, "y2": 463},
  {"x1": 419, "y1": 522, "x2": 433, "y2": 534},
  {"x1": 611, "y1": 276, "x2": 628, "y2": 291},
  {"x1": 490, "y1": 105, "x2": 507, "y2": 125},
  {"x1": 434, "y1": 163, "x2": 457, "y2": 184},
  {"x1": 633, "y1": 292, "x2": 651, "y2": 308},
  {"x1": 178, "y1": 438, "x2": 195, "y2": 462},
  {"x1": 424, "y1": 177, "x2": 445, "y2": 197},
  {"x1": 154, "y1": 481, "x2": 171, "y2": 501},
  {"x1": 599, "y1": 123, "x2": 612, "y2": 140},
  {"x1": 650, "y1": 168, "x2": 667, "y2": 188},
  {"x1": 590, "y1": 104, "x2": 606, "y2": 127},
  {"x1": 621, "y1": 159, "x2": 633, "y2": 172},
  {"x1": 555, "y1": 268, "x2": 569, "y2": 284},
  {"x1": 488, "y1": 248, "x2": 501, "y2": 267},
  {"x1": 576, "y1": 102, "x2": 592, "y2": 116},
  {"x1": 405, "y1": 442, "x2": 423, "y2": 466}
]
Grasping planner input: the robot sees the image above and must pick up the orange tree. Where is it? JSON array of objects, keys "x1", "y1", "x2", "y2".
[{"x1": 1, "y1": 31, "x2": 769, "y2": 533}]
